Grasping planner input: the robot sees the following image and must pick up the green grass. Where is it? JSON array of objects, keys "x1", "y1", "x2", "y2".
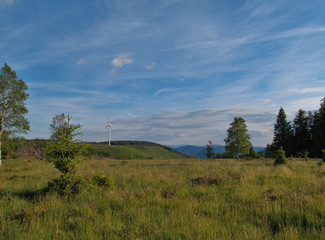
[
  {"x1": 0, "y1": 157, "x2": 325, "y2": 239},
  {"x1": 87, "y1": 144, "x2": 186, "y2": 159}
]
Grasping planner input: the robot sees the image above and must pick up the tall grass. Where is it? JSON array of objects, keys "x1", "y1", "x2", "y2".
[{"x1": 0, "y1": 157, "x2": 324, "y2": 239}]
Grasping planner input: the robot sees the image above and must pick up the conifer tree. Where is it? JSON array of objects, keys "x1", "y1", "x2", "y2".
[
  {"x1": 318, "y1": 97, "x2": 325, "y2": 151},
  {"x1": 272, "y1": 107, "x2": 293, "y2": 156},
  {"x1": 293, "y1": 109, "x2": 309, "y2": 156},
  {"x1": 274, "y1": 146, "x2": 288, "y2": 165},
  {"x1": 47, "y1": 115, "x2": 89, "y2": 197},
  {"x1": 309, "y1": 97, "x2": 325, "y2": 157}
]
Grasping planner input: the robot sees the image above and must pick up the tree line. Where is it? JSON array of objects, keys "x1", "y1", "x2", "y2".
[
  {"x1": 206, "y1": 97, "x2": 325, "y2": 160},
  {"x1": 266, "y1": 97, "x2": 325, "y2": 158}
]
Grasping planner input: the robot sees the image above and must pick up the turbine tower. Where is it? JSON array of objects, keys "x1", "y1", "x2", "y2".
[{"x1": 105, "y1": 118, "x2": 112, "y2": 146}]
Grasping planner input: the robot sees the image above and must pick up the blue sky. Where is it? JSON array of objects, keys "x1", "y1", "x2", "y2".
[{"x1": 1, "y1": 0, "x2": 325, "y2": 146}]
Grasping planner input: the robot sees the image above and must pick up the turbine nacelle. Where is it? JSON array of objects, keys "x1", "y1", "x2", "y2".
[{"x1": 105, "y1": 118, "x2": 112, "y2": 145}]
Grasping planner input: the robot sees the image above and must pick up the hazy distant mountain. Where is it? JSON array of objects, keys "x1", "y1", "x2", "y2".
[
  {"x1": 173, "y1": 145, "x2": 265, "y2": 158},
  {"x1": 173, "y1": 145, "x2": 205, "y2": 156},
  {"x1": 253, "y1": 146, "x2": 266, "y2": 153}
]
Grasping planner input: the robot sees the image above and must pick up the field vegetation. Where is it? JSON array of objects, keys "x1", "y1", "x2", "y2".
[{"x1": 1, "y1": 157, "x2": 324, "y2": 239}]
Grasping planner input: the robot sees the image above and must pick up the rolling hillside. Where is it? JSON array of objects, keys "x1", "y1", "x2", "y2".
[{"x1": 87, "y1": 141, "x2": 187, "y2": 159}]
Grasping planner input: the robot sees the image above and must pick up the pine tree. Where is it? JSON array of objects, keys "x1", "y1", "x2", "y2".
[
  {"x1": 272, "y1": 107, "x2": 293, "y2": 156},
  {"x1": 293, "y1": 109, "x2": 309, "y2": 156},
  {"x1": 307, "y1": 111, "x2": 317, "y2": 157},
  {"x1": 47, "y1": 115, "x2": 89, "y2": 197},
  {"x1": 310, "y1": 97, "x2": 325, "y2": 157},
  {"x1": 274, "y1": 147, "x2": 288, "y2": 165},
  {"x1": 318, "y1": 97, "x2": 325, "y2": 152}
]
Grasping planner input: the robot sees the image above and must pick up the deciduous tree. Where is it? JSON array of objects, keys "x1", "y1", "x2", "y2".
[
  {"x1": 0, "y1": 63, "x2": 29, "y2": 166},
  {"x1": 224, "y1": 117, "x2": 251, "y2": 158}
]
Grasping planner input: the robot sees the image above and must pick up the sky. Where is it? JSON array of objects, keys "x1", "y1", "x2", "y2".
[{"x1": 1, "y1": 0, "x2": 325, "y2": 147}]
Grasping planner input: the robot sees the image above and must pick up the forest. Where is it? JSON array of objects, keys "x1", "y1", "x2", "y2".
[{"x1": 266, "y1": 97, "x2": 325, "y2": 158}]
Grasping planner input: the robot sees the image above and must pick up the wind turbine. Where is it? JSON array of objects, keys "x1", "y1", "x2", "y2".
[{"x1": 105, "y1": 118, "x2": 112, "y2": 146}]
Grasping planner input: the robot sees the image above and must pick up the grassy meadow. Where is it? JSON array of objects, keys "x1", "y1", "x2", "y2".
[{"x1": 0, "y1": 157, "x2": 325, "y2": 239}]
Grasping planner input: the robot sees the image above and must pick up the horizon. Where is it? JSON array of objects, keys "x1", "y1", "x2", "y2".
[{"x1": 1, "y1": 1, "x2": 325, "y2": 147}]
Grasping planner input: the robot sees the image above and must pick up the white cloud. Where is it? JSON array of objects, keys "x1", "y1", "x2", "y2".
[
  {"x1": 0, "y1": 0, "x2": 16, "y2": 7},
  {"x1": 76, "y1": 58, "x2": 85, "y2": 65},
  {"x1": 110, "y1": 52, "x2": 134, "y2": 68},
  {"x1": 261, "y1": 99, "x2": 273, "y2": 104},
  {"x1": 145, "y1": 62, "x2": 156, "y2": 69}
]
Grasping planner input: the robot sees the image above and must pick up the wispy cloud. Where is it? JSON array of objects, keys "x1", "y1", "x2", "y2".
[
  {"x1": 99, "y1": 107, "x2": 276, "y2": 146},
  {"x1": 145, "y1": 62, "x2": 156, "y2": 69},
  {"x1": 0, "y1": 0, "x2": 16, "y2": 7},
  {"x1": 291, "y1": 87, "x2": 325, "y2": 94},
  {"x1": 261, "y1": 99, "x2": 273, "y2": 104},
  {"x1": 3, "y1": 1, "x2": 325, "y2": 146},
  {"x1": 154, "y1": 88, "x2": 181, "y2": 97}
]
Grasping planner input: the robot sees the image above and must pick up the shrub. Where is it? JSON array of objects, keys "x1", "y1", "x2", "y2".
[
  {"x1": 322, "y1": 150, "x2": 325, "y2": 162},
  {"x1": 92, "y1": 173, "x2": 115, "y2": 189},
  {"x1": 274, "y1": 147, "x2": 288, "y2": 166},
  {"x1": 48, "y1": 174, "x2": 91, "y2": 197},
  {"x1": 120, "y1": 160, "x2": 128, "y2": 166}
]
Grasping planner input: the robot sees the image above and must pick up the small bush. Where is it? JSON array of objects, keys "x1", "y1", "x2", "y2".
[
  {"x1": 92, "y1": 173, "x2": 115, "y2": 189},
  {"x1": 304, "y1": 151, "x2": 309, "y2": 161},
  {"x1": 48, "y1": 174, "x2": 91, "y2": 198},
  {"x1": 274, "y1": 147, "x2": 288, "y2": 166},
  {"x1": 120, "y1": 160, "x2": 128, "y2": 166},
  {"x1": 161, "y1": 189, "x2": 175, "y2": 199},
  {"x1": 190, "y1": 175, "x2": 219, "y2": 186},
  {"x1": 322, "y1": 149, "x2": 325, "y2": 162}
]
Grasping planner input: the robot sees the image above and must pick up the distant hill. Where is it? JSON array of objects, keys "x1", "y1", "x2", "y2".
[
  {"x1": 14, "y1": 140, "x2": 187, "y2": 160},
  {"x1": 87, "y1": 141, "x2": 187, "y2": 159},
  {"x1": 173, "y1": 145, "x2": 265, "y2": 158}
]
